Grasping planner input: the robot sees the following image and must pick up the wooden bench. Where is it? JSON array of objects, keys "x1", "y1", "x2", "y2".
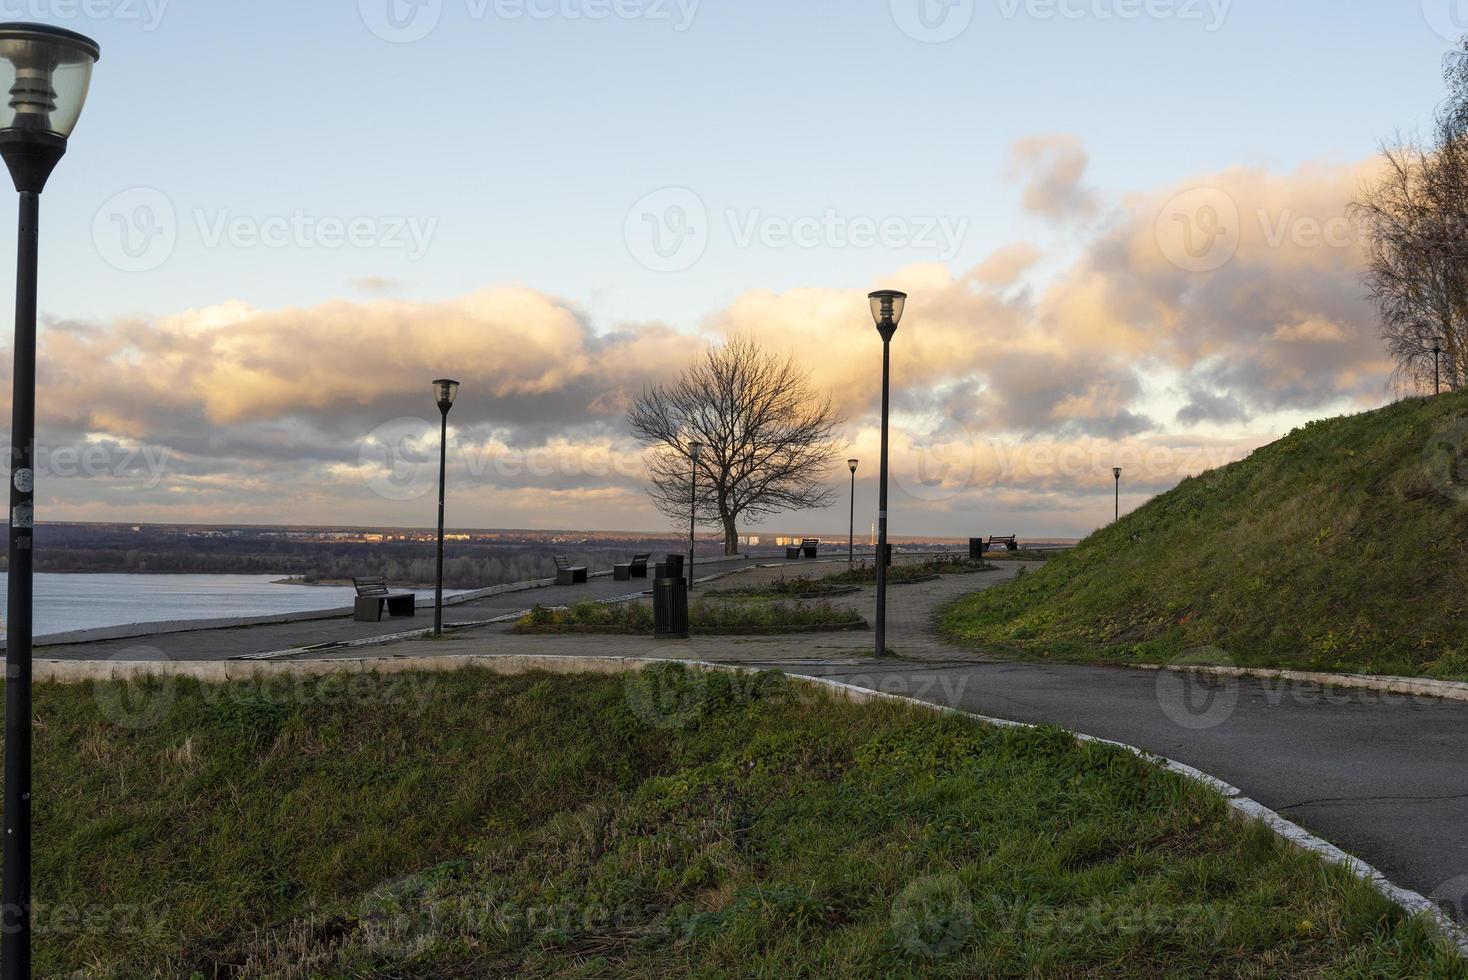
[
  {"x1": 352, "y1": 577, "x2": 417, "y2": 623},
  {"x1": 986, "y1": 535, "x2": 1019, "y2": 553},
  {"x1": 554, "y1": 555, "x2": 589, "y2": 586},
  {"x1": 614, "y1": 553, "x2": 652, "y2": 582}
]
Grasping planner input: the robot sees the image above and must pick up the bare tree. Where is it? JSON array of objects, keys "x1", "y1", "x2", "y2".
[
  {"x1": 627, "y1": 335, "x2": 843, "y2": 555},
  {"x1": 1355, "y1": 42, "x2": 1468, "y2": 393}
]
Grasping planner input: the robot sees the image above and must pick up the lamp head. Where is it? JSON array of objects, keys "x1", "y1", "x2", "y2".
[
  {"x1": 1113, "y1": 467, "x2": 1122, "y2": 480},
  {"x1": 0, "y1": 23, "x2": 99, "y2": 192},
  {"x1": 848, "y1": 458, "x2": 859, "y2": 474},
  {"x1": 690, "y1": 441, "x2": 703, "y2": 462},
  {"x1": 433, "y1": 379, "x2": 460, "y2": 414},
  {"x1": 868, "y1": 290, "x2": 907, "y2": 342}
]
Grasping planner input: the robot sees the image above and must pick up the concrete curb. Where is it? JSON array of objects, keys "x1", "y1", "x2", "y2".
[
  {"x1": 37, "y1": 652, "x2": 1468, "y2": 955},
  {"x1": 1140, "y1": 663, "x2": 1468, "y2": 704}
]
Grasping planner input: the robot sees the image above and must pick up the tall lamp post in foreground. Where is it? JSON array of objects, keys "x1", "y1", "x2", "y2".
[
  {"x1": 0, "y1": 23, "x2": 100, "y2": 975},
  {"x1": 688, "y1": 441, "x2": 703, "y2": 590},
  {"x1": 847, "y1": 458, "x2": 859, "y2": 564},
  {"x1": 1113, "y1": 467, "x2": 1122, "y2": 523},
  {"x1": 868, "y1": 290, "x2": 906, "y2": 657},
  {"x1": 432, "y1": 379, "x2": 459, "y2": 636},
  {"x1": 1433, "y1": 339, "x2": 1443, "y2": 395}
]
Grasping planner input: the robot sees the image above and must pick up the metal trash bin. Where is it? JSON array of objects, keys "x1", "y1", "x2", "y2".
[
  {"x1": 653, "y1": 568, "x2": 689, "y2": 640},
  {"x1": 969, "y1": 538, "x2": 984, "y2": 560}
]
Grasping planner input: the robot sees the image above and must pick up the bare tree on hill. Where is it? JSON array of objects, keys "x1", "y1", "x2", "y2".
[
  {"x1": 1355, "y1": 41, "x2": 1468, "y2": 394},
  {"x1": 627, "y1": 336, "x2": 843, "y2": 555}
]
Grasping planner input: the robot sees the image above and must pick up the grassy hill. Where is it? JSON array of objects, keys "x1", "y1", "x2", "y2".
[
  {"x1": 943, "y1": 392, "x2": 1468, "y2": 679},
  {"x1": 25, "y1": 665, "x2": 1461, "y2": 975}
]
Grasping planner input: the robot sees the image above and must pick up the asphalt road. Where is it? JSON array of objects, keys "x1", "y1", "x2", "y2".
[{"x1": 777, "y1": 658, "x2": 1468, "y2": 922}]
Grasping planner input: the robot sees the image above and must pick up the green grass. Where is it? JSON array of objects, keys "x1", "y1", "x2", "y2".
[
  {"x1": 702, "y1": 575, "x2": 860, "y2": 599},
  {"x1": 33, "y1": 665, "x2": 1462, "y2": 976},
  {"x1": 941, "y1": 392, "x2": 1468, "y2": 679},
  {"x1": 516, "y1": 598, "x2": 865, "y2": 633},
  {"x1": 823, "y1": 558, "x2": 997, "y2": 587}
]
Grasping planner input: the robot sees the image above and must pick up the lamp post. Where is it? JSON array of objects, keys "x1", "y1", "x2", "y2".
[
  {"x1": 0, "y1": 23, "x2": 100, "y2": 975},
  {"x1": 847, "y1": 458, "x2": 859, "y2": 565},
  {"x1": 1433, "y1": 339, "x2": 1443, "y2": 395},
  {"x1": 688, "y1": 441, "x2": 702, "y2": 590},
  {"x1": 868, "y1": 290, "x2": 906, "y2": 658},
  {"x1": 1113, "y1": 467, "x2": 1122, "y2": 523},
  {"x1": 432, "y1": 379, "x2": 459, "y2": 636}
]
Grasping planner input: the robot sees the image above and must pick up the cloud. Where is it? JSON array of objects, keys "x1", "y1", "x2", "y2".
[
  {"x1": 1008, "y1": 135, "x2": 1099, "y2": 221},
  {"x1": 351, "y1": 275, "x2": 404, "y2": 294},
  {"x1": 969, "y1": 243, "x2": 1042, "y2": 286},
  {"x1": 2, "y1": 141, "x2": 1402, "y2": 537},
  {"x1": 1176, "y1": 391, "x2": 1247, "y2": 427}
]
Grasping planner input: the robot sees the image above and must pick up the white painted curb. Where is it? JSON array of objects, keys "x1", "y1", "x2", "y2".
[{"x1": 41, "y1": 652, "x2": 1468, "y2": 956}]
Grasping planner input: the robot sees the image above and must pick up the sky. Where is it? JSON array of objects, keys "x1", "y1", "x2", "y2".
[{"x1": 0, "y1": 0, "x2": 1461, "y2": 538}]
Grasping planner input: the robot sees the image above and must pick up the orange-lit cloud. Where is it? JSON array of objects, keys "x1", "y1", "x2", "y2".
[{"x1": 4, "y1": 141, "x2": 1399, "y2": 536}]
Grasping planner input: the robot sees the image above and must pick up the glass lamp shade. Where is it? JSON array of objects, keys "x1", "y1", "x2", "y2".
[
  {"x1": 0, "y1": 24, "x2": 99, "y2": 139},
  {"x1": 868, "y1": 290, "x2": 907, "y2": 336},
  {"x1": 1113, "y1": 467, "x2": 1122, "y2": 479},
  {"x1": 848, "y1": 458, "x2": 859, "y2": 473},
  {"x1": 433, "y1": 379, "x2": 460, "y2": 410},
  {"x1": 690, "y1": 441, "x2": 704, "y2": 462}
]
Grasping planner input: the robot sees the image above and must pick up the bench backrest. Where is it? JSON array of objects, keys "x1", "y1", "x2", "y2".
[
  {"x1": 554, "y1": 555, "x2": 571, "y2": 570},
  {"x1": 354, "y1": 576, "x2": 390, "y2": 597},
  {"x1": 801, "y1": 538, "x2": 820, "y2": 546},
  {"x1": 631, "y1": 553, "x2": 651, "y2": 565},
  {"x1": 988, "y1": 535, "x2": 1017, "y2": 544}
]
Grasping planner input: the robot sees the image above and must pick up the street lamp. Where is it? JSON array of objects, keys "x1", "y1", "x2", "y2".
[
  {"x1": 689, "y1": 441, "x2": 703, "y2": 590},
  {"x1": 432, "y1": 379, "x2": 459, "y2": 636},
  {"x1": 869, "y1": 289, "x2": 906, "y2": 657},
  {"x1": 0, "y1": 22, "x2": 100, "y2": 976},
  {"x1": 1113, "y1": 467, "x2": 1122, "y2": 523},
  {"x1": 1433, "y1": 339, "x2": 1443, "y2": 395},
  {"x1": 847, "y1": 458, "x2": 859, "y2": 565}
]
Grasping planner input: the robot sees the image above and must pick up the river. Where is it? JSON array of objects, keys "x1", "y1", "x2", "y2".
[{"x1": 0, "y1": 573, "x2": 463, "y2": 638}]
